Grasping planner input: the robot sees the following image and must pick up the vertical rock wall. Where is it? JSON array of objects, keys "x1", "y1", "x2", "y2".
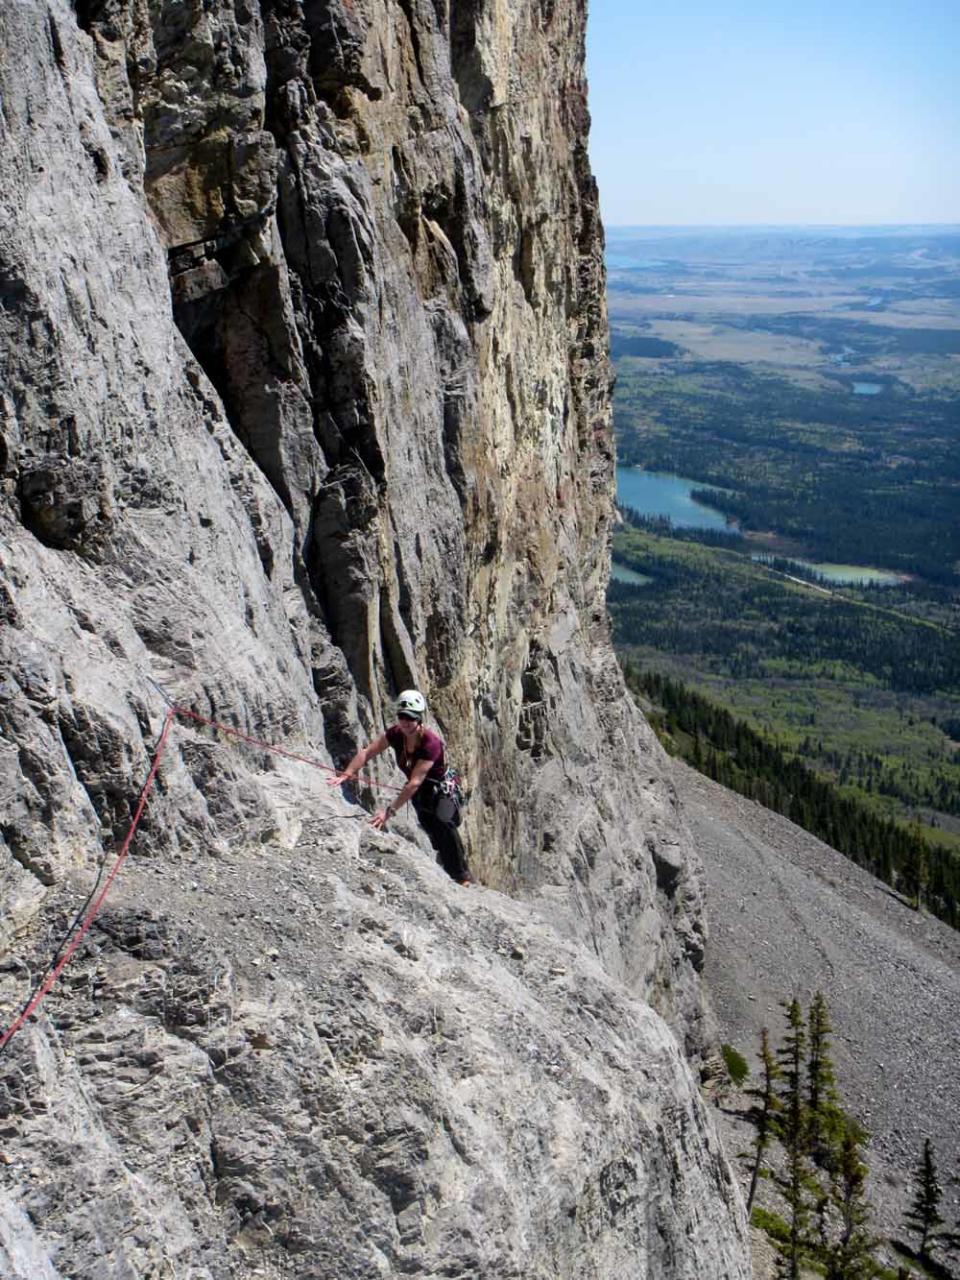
[
  {"x1": 2, "y1": 0, "x2": 708, "y2": 1034},
  {"x1": 0, "y1": 2, "x2": 750, "y2": 1274}
]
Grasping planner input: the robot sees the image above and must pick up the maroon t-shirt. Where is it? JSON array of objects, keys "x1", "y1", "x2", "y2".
[{"x1": 385, "y1": 724, "x2": 445, "y2": 783}]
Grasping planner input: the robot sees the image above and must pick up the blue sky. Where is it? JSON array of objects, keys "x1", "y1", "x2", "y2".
[{"x1": 585, "y1": 0, "x2": 960, "y2": 226}]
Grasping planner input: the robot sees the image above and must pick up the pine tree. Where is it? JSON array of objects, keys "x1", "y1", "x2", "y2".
[
  {"x1": 745, "y1": 1027, "x2": 782, "y2": 1214},
  {"x1": 904, "y1": 1137, "x2": 944, "y2": 1260},
  {"x1": 773, "y1": 998, "x2": 816, "y2": 1279},
  {"x1": 821, "y1": 1122, "x2": 876, "y2": 1280},
  {"x1": 807, "y1": 991, "x2": 844, "y2": 1167}
]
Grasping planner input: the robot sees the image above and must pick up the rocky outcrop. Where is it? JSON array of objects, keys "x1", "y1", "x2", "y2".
[
  {"x1": 1, "y1": 783, "x2": 749, "y2": 1279},
  {"x1": 0, "y1": 0, "x2": 750, "y2": 1273}
]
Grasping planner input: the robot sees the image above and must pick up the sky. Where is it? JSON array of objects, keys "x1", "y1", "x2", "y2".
[{"x1": 585, "y1": 0, "x2": 960, "y2": 226}]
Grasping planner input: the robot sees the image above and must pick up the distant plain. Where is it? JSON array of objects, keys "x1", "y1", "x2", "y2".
[{"x1": 607, "y1": 226, "x2": 960, "y2": 393}]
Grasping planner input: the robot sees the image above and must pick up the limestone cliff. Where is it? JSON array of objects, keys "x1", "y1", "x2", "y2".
[{"x1": 0, "y1": 0, "x2": 750, "y2": 1274}]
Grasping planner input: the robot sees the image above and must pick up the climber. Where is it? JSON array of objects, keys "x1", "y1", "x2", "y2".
[{"x1": 329, "y1": 690, "x2": 474, "y2": 886}]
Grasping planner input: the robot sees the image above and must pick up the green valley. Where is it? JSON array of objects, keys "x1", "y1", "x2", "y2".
[{"x1": 605, "y1": 227, "x2": 960, "y2": 925}]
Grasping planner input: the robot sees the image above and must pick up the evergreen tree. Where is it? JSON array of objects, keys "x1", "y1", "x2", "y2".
[
  {"x1": 904, "y1": 1138, "x2": 944, "y2": 1259},
  {"x1": 773, "y1": 998, "x2": 816, "y2": 1279},
  {"x1": 736, "y1": 994, "x2": 883, "y2": 1277},
  {"x1": 821, "y1": 1123, "x2": 876, "y2": 1280},
  {"x1": 807, "y1": 991, "x2": 844, "y2": 1167},
  {"x1": 745, "y1": 1027, "x2": 782, "y2": 1214}
]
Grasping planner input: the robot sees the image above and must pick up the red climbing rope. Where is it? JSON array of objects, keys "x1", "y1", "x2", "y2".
[
  {"x1": 172, "y1": 705, "x2": 401, "y2": 794},
  {"x1": 0, "y1": 708, "x2": 176, "y2": 1056},
  {"x1": 0, "y1": 701, "x2": 399, "y2": 1055}
]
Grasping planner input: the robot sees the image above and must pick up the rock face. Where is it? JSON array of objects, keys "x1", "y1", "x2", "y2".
[
  {"x1": 0, "y1": 0, "x2": 750, "y2": 1274},
  {"x1": 1, "y1": 782, "x2": 749, "y2": 1279}
]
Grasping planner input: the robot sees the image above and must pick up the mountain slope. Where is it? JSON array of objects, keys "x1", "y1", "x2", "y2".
[
  {"x1": 677, "y1": 758, "x2": 960, "y2": 1241},
  {"x1": 2, "y1": 760, "x2": 749, "y2": 1279}
]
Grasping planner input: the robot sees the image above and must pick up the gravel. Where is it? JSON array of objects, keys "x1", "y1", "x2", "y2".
[{"x1": 675, "y1": 758, "x2": 960, "y2": 1250}]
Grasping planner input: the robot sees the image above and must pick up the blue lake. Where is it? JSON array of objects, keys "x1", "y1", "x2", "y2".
[
  {"x1": 751, "y1": 554, "x2": 901, "y2": 587},
  {"x1": 610, "y1": 562, "x2": 653, "y2": 586},
  {"x1": 616, "y1": 467, "x2": 734, "y2": 531}
]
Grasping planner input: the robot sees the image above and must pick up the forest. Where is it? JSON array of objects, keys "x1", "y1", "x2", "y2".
[
  {"x1": 613, "y1": 361, "x2": 960, "y2": 583},
  {"x1": 610, "y1": 524, "x2": 960, "y2": 863},
  {"x1": 625, "y1": 664, "x2": 959, "y2": 930},
  {"x1": 605, "y1": 227, "x2": 960, "y2": 925},
  {"x1": 612, "y1": 520, "x2": 960, "y2": 698}
]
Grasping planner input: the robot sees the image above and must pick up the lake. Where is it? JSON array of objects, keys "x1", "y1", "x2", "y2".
[
  {"x1": 616, "y1": 467, "x2": 733, "y2": 531},
  {"x1": 852, "y1": 382, "x2": 883, "y2": 396},
  {"x1": 751, "y1": 554, "x2": 901, "y2": 587},
  {"x1": 610, "y1": 562, "x2": 653, "y2": 586}
]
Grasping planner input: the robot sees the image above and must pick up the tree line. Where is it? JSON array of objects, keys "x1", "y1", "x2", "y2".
[
  {"x1": 624, "y1": 664, "x2": 960, "y2": 930},
  {"x1": 807, "y1": 742, "x2": 960, "y2": 820},
  {"x1": 618, "y1": 503, "x2": 745, "y2": 550}
]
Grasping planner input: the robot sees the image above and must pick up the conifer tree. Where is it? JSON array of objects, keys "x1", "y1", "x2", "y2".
[
  {"x1": 807, "y1": 991, "x2": 843, "y2": 1167},
  {"x1": 745, "y1": 1027, "x2": 781, "y2": 1214},
  {"x1": 821, "y1": 1122, "x2": 876, "y2": 1280},
  {"x1": 904, "y1": 1138, "x2": 944, "y2": 1260},
  {"x1": 907, "y1": 828, "x2": 930, "y2": 912},
  {"x1": 773, "y1": 998, "x2": 815, "y2": 1279}
]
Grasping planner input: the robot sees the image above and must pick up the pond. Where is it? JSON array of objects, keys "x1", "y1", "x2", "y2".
[
  {"x1": 751, "y1": 554, "x2": 901, "y2": 586},
  {"x1": 616, "y1": 467, "x2": 734, "y2": 532},
  {"x1": 610, "y1": 561, "x2": 653, "y2": 586}
]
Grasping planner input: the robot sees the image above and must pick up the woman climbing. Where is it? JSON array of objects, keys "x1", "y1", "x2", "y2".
[{"x1": 329, "y1": 690, "x2": 474, "y2": 886}]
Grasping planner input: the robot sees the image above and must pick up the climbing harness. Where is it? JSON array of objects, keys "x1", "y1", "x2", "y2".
[{"x1": 432, "y1": 765, "x2": 466, "y2": 826}]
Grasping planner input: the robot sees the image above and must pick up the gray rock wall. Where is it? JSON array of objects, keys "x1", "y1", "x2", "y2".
[
  {"x1": 1, "y1": 794, "x2": 750, "y2": 1280},
  {"x1": 0, "y1": 0, "x2": 750, "y2": 1273}
]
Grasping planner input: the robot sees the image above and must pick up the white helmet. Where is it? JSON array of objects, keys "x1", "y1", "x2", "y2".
[{"x1": 395, "y1": 689, "x2": 427, "y2": 720}]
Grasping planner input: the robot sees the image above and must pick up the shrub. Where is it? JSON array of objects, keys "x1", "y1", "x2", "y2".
[
  {"x1": 751, "y1": 1205, "x2": 791, "y2": 1244},
  {"x1": 722, "y1": 1042, "x2": 750, "y2": 1088}
]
